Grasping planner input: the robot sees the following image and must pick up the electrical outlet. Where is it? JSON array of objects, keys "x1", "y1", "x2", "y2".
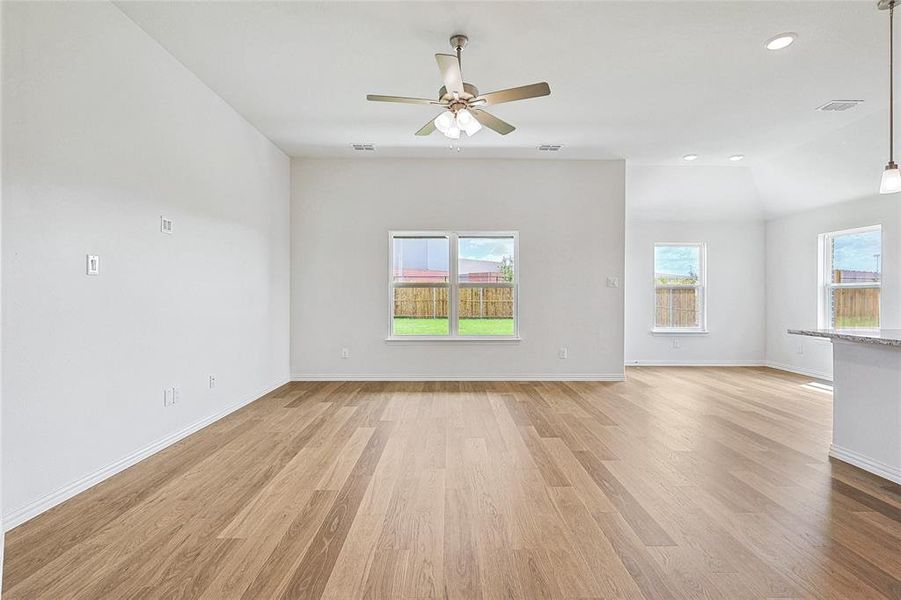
[
  {"x1": 559, "y1": 347, "x2": 568, "y2": 359},
  {"x1": 341, "y1": 348, "x2": 350, "y2": 359},
  {"x1": 209, "y1": 375, "x2": 216, "y2": 389},
  {"x1": 672, "y1": 338, "x2": 680, "y2": 349},
  {"x1": 160, "y1": 216, "x2": 173, "y2": 234},
  {"x1": 86, "y1": 255, "x2": 100, "y2": 276},
  {"x1": 172, "y1": 386, "x2": 180, "y2": 404}
]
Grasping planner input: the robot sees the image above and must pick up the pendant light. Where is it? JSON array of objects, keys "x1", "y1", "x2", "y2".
[{"x1": 881, "y1": 0, "x2": 901, "y2": 193}]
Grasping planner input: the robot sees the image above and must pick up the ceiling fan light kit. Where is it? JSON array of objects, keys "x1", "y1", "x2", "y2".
[
  {"x1": 367, "y1": 34, "x2": 551, "y2": 139},
  {"x1": 435, "y1": 107, "x2": 481, "y2": 138}
]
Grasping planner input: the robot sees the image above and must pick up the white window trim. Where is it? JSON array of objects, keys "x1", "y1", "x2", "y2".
[
  {"x1": 387, "y1": 230, "x2": 520, "y2": 341},
  {"x1": 818, "y1": 225, "x2": 882, "y2": 330},
  {"x1": 651, "y1": 242, "x2": 708, "y2": 334}
]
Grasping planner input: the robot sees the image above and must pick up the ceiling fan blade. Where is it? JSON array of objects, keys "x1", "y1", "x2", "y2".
[
  {"x1": 475, "y1": 82, "x2": 550, "y2": 106},
  {"x1": 366, "y1": 94, "x2": 445, "y2": 105},
  {"x1": 435, "y1": 54, "x2": 464, "y2": 97},
  {"x1": 415, "y1": 115, "x2": 439, "y2": 136},
  {"x1": 474, "y1": 110, "x2": 515, "y2": 135}
]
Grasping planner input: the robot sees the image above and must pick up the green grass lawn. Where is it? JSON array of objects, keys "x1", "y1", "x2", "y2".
[
  {"x1": 834, "y1": 316, "x2": 880, "y2": 329},
  {"x1": 393, "y1": 318, "x2": 514, "y2": 336}
]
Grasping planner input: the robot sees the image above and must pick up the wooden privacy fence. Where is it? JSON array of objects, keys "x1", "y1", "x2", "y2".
[
  {"x1": 655, "y1": 288, "x2": 699, "y2": 328},
  {"x1": 396, "y1": 285, "x2": 880, "y2": 326},
  {"x1": 832, "y1": 287, "x2": 880, "y2": 327},
  {"x1": 656, "y1": 287, "x2": 881, "y2": 329},
  {"x1": 394, "y1": 288, "x2": 449, "y2": 319},
  {"x1": 394, "y1": 287, "x2": 514, "y2": 319},
  {"x1": 459, "y1": 287, "x2": 514, "y2": 318}
]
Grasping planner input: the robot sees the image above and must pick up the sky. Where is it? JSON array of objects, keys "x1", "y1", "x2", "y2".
[
  {"x1": 393, "y1": 236, "x2": 514, "y2": 272},
  {"x1": 654, "y1": 245, "x2": 699, "y2": 277},
  {"x1": 832, "y1": 229, "x2": 881, "y2": 273},
  {"x1": 400, "y1": 232, "x2": 879, "y2": 277},
  {"x1": 459, "y1": 237, "x2": 514, "y2": 263},
  {"x1": 652, "y1": 231, "x2": 881, "y2": 279}
]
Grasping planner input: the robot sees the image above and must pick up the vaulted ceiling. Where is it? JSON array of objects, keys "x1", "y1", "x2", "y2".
[{"x1": 117, "y1": 1, "x2": 893, "y2": 219}]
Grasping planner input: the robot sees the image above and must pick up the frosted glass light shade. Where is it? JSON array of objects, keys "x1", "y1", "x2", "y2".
[
  {"x1": 461, "y1": 117, "x2": 482, "y2": 136},
  {"x1": 436, "y1": 108, "x2": 482, "y2": 139},
  {"x1": 880, "y1": 163, "x2": 901, "y2": 194},
  {"x1": 434, "y1": 111, "x2": 455, "y2": 134}
]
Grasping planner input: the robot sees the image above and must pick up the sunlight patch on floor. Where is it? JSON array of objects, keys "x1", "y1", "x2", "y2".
[{"x1": 802, "y1": 381, "x2": 833, "y2": 394}]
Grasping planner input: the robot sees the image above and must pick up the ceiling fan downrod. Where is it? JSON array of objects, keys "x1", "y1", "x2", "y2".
[{"x1": 450, "y1": 34, "x2": 468, "y2": 70}]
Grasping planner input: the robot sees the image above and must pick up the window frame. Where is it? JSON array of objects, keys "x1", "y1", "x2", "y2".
[
  {"x1": 818, "y1": 225, "x2": 882, "y2": 330},
  {"x1": 652, "y1": 242, "x2": 708, "y2": 334},
  {"x1": 387, "y1": 230, "x2": 520, "y2": 341}
]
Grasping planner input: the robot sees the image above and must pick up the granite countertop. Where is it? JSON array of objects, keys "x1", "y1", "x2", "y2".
[{"x1": 788, "y1": 328, "x2": 901, "y2": 347}]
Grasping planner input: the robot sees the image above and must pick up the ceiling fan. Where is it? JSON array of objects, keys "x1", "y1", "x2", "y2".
[{"x1": 366, "y1": 34, "x2": 550, "y2": 139}]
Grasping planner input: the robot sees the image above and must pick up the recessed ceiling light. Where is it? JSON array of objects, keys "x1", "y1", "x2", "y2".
[
  {"x1": 765, "y1": 33, "x2": 797, "y2": 51},
  {"x1": 682, "y1": 154, "x2": 699, "y2": 161},
  {"x1": 729, "y1": 154, "x2": 745, "y2": 161}
]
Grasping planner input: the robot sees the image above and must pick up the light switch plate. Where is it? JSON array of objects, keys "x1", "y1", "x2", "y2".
[
  {"x1": 606, "y1": 276, "x2": 619, "y2": 288},
  {"x1": 86, "y1": 255, "x2": 100, "y2": 275}
]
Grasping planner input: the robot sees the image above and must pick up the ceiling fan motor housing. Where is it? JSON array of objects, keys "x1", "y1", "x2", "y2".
[{"x1": 439, "y1": 82, "x2": 479, "y2": 104}]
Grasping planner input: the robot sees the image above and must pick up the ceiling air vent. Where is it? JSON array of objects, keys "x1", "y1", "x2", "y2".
[
  {"x1": 351, "y1": 143, "x2": 375, "y2": 151},
  {"x1": 816, "y1": 100, "x2": 863, "y2": 112},
  {"x1": 538, "y1": 144, "x2": 564, "y2": 152}
]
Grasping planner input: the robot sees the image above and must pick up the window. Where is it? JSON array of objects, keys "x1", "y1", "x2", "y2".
[
  {"x1": 389, "y1": 231, "x2": 518, "y2": 339},
  {"x1": 819, "y1": 226, "x2": 881, "y2": 330},
  {"x1": 653, "y1": 243, "x2": 707, "y2": 332}
]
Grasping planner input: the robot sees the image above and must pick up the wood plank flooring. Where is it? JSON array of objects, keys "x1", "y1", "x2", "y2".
[{"x1": 3, "y1": 367, "x2": 901, "y2": 599}]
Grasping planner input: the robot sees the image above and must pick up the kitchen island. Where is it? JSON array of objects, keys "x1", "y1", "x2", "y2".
[{"x1": 788, "y1": 328, "x2": 900, "y2": 484}]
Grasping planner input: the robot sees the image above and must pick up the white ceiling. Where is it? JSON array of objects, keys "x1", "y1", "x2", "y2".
[{"x1": 117, "y1": 1, "x2": 894, "y2": 219}]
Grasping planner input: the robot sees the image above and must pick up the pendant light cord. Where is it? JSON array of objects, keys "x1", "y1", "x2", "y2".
[{"x1": 891, "y1": 3, "x2": 895, "y2": 164}]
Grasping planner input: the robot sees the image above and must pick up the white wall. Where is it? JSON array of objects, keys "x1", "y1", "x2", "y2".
[
  {"x1": 291, "y1": 158, "x2": 625, "y2": 380},
  {"x1": 0, "y1": 0, "x2": 5, "y2": 582},
  {"x1": 2, "y1": 2, "x2": 290, "y2": 527},
  {"x1": 765, "y1": 195, "x2": 901, "y2": 380},
  {"x1": 625, "y1": 220, "x2": 766, "y2": 365}
]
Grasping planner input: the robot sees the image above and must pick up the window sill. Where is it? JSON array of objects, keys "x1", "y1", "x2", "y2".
[
  {"x1": 651, "y1": 329, "x2": 709, "y2": 336},
  {"x1": 385, "y1": 336, "x2": 522, "y2": 343}
]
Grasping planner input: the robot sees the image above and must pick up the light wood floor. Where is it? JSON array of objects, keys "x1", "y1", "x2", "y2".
[{"x1": 3, "y1": 368, "x2": 900, "y2": 599}]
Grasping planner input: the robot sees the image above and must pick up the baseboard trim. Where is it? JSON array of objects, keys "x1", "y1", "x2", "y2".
[
  {"x1": 765, "y1": 361, "x2": 833, "y2": 381},
  {"x1": 829, "y1": 444, "x2": 901, "y2": 485},
  {"x1": 3, "y1": 377, "x2": 289, "y2": 532},
  {"x1": 625, "y1": 360, "x2": 765, "y2": 367},
  {"x1": 291, "y1": 373, "x2": 625, "y2": 382}
]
